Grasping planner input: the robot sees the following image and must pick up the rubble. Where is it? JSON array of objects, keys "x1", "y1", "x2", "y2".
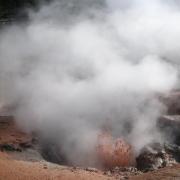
[
  {"x1": 104, "y1": 166, "x2": 142, "y2": 179},
  {"x1": 136, "y1": 143, "x2": 178, "y2": 172},
  {"x1": 85, "y1": 167, "x2": 99, "y2": 173},
  {"x1": 164, "y1": 143, "x2": 180, "y2": 162}
]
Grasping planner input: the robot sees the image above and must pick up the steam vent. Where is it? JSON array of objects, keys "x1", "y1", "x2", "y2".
[
  {"x1": 97, "y1": 131, "x2": 134, "y2": 168},
  {"x1": 1, "y1": 0, "x2": 180, "y2": 180}
]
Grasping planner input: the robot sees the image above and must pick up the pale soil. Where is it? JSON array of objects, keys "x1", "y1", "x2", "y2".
[
  {"x1": 0, "y1": 117, "x2": 114, "y2": 180},
  {"x1": 0, "y1": 154, "x2": 114, "y2": 180},
  {"x1": 1, "y1": 151, "x2": 180, "y2": 180}
]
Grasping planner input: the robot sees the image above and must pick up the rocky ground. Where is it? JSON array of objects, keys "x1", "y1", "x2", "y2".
[
  {"x1": 1, "y1": 91, "x2": 180, "y2": 179},
  {"x1": 0, "y1": 116, "x2": 114, "y2": 180}
]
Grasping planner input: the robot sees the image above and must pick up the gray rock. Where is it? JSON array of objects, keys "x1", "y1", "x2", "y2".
[{"x1": 136, "y1": 143, "x2": 178, "y2": 172}]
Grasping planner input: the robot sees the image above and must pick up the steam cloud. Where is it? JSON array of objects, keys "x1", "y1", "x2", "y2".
[{"x1": 0, "y1": 0, "x2": 179, "y2": 166}]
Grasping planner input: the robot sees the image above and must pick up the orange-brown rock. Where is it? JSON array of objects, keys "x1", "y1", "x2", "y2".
[{"x1": 97, "y1": 132, "x2": 134, "y2": 168}]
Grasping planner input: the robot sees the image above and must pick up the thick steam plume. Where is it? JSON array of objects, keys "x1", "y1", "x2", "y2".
[{"x1": 0, "y1": 0, "x2": 179, "y2": 166}]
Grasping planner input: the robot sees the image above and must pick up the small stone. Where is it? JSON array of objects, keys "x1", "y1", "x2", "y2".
[
  {"x1": 85, "y1": 167, "x2": 99, "y2": 173},
  {"x1": 106, "y1": 171, "x2": 112, "y2": 176}
]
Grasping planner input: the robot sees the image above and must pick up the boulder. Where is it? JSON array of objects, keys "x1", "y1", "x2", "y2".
[{"x1": 136, "y1": 143, "x2": 177, "y2": 172}]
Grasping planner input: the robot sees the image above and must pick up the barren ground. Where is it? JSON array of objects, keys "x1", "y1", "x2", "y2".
[{"x1": 0, "y1": 117, "x2": 180, "y2": 180}]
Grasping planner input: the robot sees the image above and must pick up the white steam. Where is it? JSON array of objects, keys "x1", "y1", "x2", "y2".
[{"x1": 0, "y1": 0, "x2": 179, "y2": 165}]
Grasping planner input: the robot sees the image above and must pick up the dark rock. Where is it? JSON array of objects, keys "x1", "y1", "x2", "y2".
[
  {"x1": 0, "y1": 143, "x2": 22, "y2": 152},
  {"x1": 85, "y1": 167, "x2": 99, "y2": 173},
  {"x1": 0, "y1": 0, "x2": 40, "y2": 18},
  {"x1": 160, "y1": 91, "x2": 180, "y2": 115},
  {"x1": 164, "y1": 143, "x2": 180, "y2": 162},
  {"x1": 31, "y1": 137, "x2": 38, "y2": 144},
  {"x1": 136, "y1": 143, "x2": 177, "y2": 172},
  {"x1": 19, "y1": 142, "x2": 33, "y2": 149},
  {"x1": 40, "y1": 141, "x2": 68, "y2": 165},
  {"x1": 158, "y1": 115, "x2": 180, "y2": 145}
]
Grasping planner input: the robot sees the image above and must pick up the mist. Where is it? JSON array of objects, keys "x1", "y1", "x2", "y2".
[{"x1": 0, "y1": 0, "x2": 179, "y2": 166}]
